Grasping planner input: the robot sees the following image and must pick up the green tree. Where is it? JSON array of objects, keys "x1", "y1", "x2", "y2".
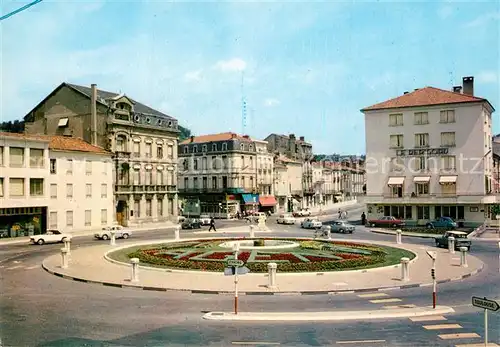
[
  {"x1": 179, "y1": 125, "x2": 192, "y2": 141},
  {"x1": 0, "y1": 120, "x2": 25, "y2": 133}
]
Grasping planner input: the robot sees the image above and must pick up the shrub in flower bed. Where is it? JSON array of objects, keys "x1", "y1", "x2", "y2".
[
  {"x1": 254, "y1": 253, "x2": 302, "y2": 263},
  {"x1": 254, "y1": 239, "x2": 265, "y2": 247},
  {"x1": 204, "y1": 252, "x2": 234, "y2": 260}
]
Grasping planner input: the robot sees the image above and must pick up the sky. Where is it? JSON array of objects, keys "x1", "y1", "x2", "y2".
[{"x1": 1, "y1": 0, "x2": 499, "y2": 155}]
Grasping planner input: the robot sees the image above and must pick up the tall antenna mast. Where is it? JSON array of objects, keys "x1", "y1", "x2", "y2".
[{"x1": 241, "y1": 71, "x2": 247, "y2": 135}]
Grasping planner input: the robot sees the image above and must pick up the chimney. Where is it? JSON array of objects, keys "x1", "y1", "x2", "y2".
[
  {"x1": 462, "y1": 76, "x2": 474, "y2": 96},
  {"x1": 403, "y1": 91, "x2": 409, "y2": 95},
  {"x1": 90, "y1": 84, "x2": 98, "y2": 146},
  {"x1": 190, "y1": 135, "x2": 195, "y2": 143},
  {"x1": 231, "y1": 133, "x2": 237, "y2": 138},
  {"x1": 289, "y1": 134, "x2": 295, "y2": 139},
  {"x1": 453, "y1": 86, "x2": 463, "y2": 93},
  {"x1": 299, "y1": 136, "x2": 305, "y2": 141}
]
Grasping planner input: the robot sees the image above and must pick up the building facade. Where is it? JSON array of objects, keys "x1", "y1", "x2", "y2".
[
  {"x1": 23, "y1": 82, "x2": 179, "y2": 226},
  {"x1": 273, "y1": 155, "x2": 303, "y2": 212},
  {"x1": 362, "y1": 77, "x2": 495, "y2": 227}
]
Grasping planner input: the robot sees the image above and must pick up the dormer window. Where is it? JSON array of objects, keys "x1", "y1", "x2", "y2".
[
  {"x1": 240, "y1": 143, "x2": 244, "y2": 150},
  {"x1": 222, "y1": 143, "x2": 228, "y2": 151},
  {"x1": 116, "y1": 102, "x2": 131, "y2": 112},
  {"x1": 183, "y1": 146, "x2": 188, "y2": 154},
  {"x1": 249, "y1": 144, "x2": 253, "y2": 151},
  {"x1": 193, "y1": 145, "x2": 198, "y2": 153},
  {"x1": 212, "y1": 144, "x2": 217, "y2": 151},
  {"x1": 202, "y1": 145, "x2": 207, "y2": 152}
]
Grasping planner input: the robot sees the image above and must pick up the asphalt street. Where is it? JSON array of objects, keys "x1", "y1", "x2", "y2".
[{"x1": 1, "y1": 204, "x2": 499, "y2": 347}]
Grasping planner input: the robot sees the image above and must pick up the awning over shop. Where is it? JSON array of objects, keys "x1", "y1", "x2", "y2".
[
  {"x1": 387, "y1": 177, "x2": 405, "y2": 186},
  {"x1": 259, "y1": 196, "x2": 277, "y2": 206},
  {"x1": 413, "y1": 176, "x2": 431, "y2": 183},
  {"x1": 242, "y1": 193, "x2": 259, "y2": 205},
  {"x1": 439, "y1": 175, "x2": 457, "y2": 184}
]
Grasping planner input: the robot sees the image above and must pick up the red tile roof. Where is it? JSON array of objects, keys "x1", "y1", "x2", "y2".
[
  {"x1": 180, "y1": 132, "x2": 252, "y2": 145},
  {"x1": 0, "y1": 132, "x2": 110, "y2": 154},
  {"x1": 361, "y1": 87, "x2": 492, "y2": 112}
]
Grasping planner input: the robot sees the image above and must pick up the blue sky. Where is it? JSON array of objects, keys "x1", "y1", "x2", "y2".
[{"x1": 1, "y1": 0, "x2": 499, "y2": 154}]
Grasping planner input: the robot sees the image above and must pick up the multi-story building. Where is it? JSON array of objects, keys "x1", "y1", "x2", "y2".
[
  {"x1": 254, "y1": 140, "x2": 277, "y2": 213},
  {"x1": 264, "y1": 133, "x2": 313, "y2": 161},
  {"x1": 23, "y1": 82, "x2": 180, "y2": 226},
  {"x1": 178, "y1": 132, "x2": 262, "y2": 218},
  {"x1": 273, "y1": 155, "x2": 303, "y2": 212},
  {"x1": 362, "y1": 76, "x2": 495, "y2": 227}
]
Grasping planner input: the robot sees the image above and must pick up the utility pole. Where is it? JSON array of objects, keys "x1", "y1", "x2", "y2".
[{"x1": 241, "y1": 71, "x2": 247, "y2": 135}]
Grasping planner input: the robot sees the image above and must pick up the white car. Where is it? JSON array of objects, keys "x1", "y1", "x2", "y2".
[
  {"x1": 301, "y1": 218, "x2": 322, "y2": 229},
  {"x1": 294, "y1": 209, "x2": 312, "y2": 217},
  {"x1": 94, "y1": 226, "x2": 131, "y2": 240},
  {"x1": 199, "y1": 214, "x2": 211, "y2": 225},
  {"x1": 277, "y1": 214, "x2": 296, "y2": 225},
  {"x1": 30, "y1": 230, "x2": 71, "y2": 245},
  {"x1": 246, "y1": 212, "x2": 267, "y2": 223}
]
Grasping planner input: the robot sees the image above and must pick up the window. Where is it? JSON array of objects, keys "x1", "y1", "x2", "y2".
[
  {"x1": 389, "y1": 113, "x2": 403, "y2": 126},
  {"x1": 0, "y1": 146, "x2": 3, "y2": 166},
  {"x1": 58, "y1": 117, "x2": 69, "y2": 127},
  {"x1": 85, "y1": 210, "x2": 91, "y2": 226},
  {"x1": 222, "y1": 155, "x2": 228, "y2": 169},
  {"x1": 417, "y1": 206, "x2": 430, "y2": 219},
  {"x1": 66, "y1": 184, "x2": 73, "y2": 198},
  {"x1": 50, "y1": 158, "x2": 56, "y2": 174},
  {"x1": 9, "y1": 147, "x2": 24, "y2": 167},
  {"x1": 390, "y1": 135, "x2": 404, "y2": 148},
  {"x1": 414, "y1": 133, "x2": 429, "y2": 147},
  {"x1": 222, "y1": 176, "x2": 228, "y2": 188},
  {"x1": 240, "y1": 143, "x2": 244, "y2": 150},
  {"x1": 157, "y1": 170, "x2": 164, "y2": 185},
  {"x1": 157, "y1": 145, "x2": 163, "y2": 159},
  {"x1": 202, "y1": 157, "x2": 207, "y2": 170},
  {"x1": 415, "y1": 183, "x2": 429, "y2": 195},
  {"x1": 157, "y1": 199, "x2": 163, "y2": 217},
  {"x1": 441, "y1": 183, "x2": 456, "y2": 195},
  {"x1": 116, "y1": 136, "x2": 125, "y2": 152},
  {"x1": 133, "y1": 169, "x2": 140, "y2": 184},
  {"x1": 222, "y1": 143, "x2": 228, "y2": 151},
  {"x1": 192, "y1": 145, "x2": 198, "y2": 153},
  {"x1": 9, "y1": 178, "x2": 24, "y2": 197},
  {"x1": 212, "y1": 156, "x2": 217, "y2": 169},
  {"x1": 101, "y1": 184, "x2": 107, "y2": 198},
  {"x1": 193, "y1": 177, "x2": 199, "y2": 188},
  {"x1": 405, "y1": 206, "x2": 412, "y2": 219},
  {"x1": 66, "y1": 159, "x2": 73, "y2": 174},
  {"x1": 212, "y1": 144, "x2": 217, "y2": 151},
  {"x1": 0, "y1": 178, "x2": 3, "y2": 197},
  {"x1": 49, "y1": 212, "x2": 58, "y2": 229},
  {"x1": 133, "y1": 142, "x2": 140, "y2": 157},
  {"x1": 50, "y1": 184, "x2": 57, "y2": 199},
  {"x1": 66, "y1": 211, "x2": 74, "y2": 227},
  {"x1": 86, "y1": 184, "x2": 92, "y2": 198},
  {"x1": 440, "y1": 110, "x2": 455, "y2": 123},
  {"x1": 134, "y1": 200, "x2": 140, "y2": 218},
  {"x1": 194, "y1": 158, "x2": 198, "y2": 170},
  {"x1": 391, "y1": 157, "x2": 404, "y2": 172},
  {"x1": 102, "y1": 162, "x2": 108, "y2": 175},
  {"x1": 145, "y1": 143, "x2": 152, "y2": 157},
  {"x1": 184, "y1": 177, "x2": 189, "y2": 189},
  {"x1": 441, "y1": 132, "x2": 456, "y2": 147},
  {"x1": 202, "y1": 177, "x2": 207, "y2": 188},
  {"x1": 250, "y1": 157, "x2": 254, "y2": 168},
  {"x1": 183, "y1": 146, "x2": 188, "y2": 154},
  {"x1": 250, "y1": 176, "x2": 254, "y2": 188},
  {"x1": 29, "y1": 148, "x2": 44, "y2": 168},
  {"x1": 145, "y1": 169, "x2": 153, "y2": 185},
  {"x1": 212, "y1": 176, "x2": 218, "y2": 189},
  {"x1": 442, "y1": 156, "x2": 456, "y2": 170},
  {"x1": 101, "y1": 209, "x2": 107, "y2": 225},
  {"x1": 29, "y1": 178, "x2": 44, "y2": 196},
  {"x1": 414, "y1": 112, "x2": 429, "y2": 125},
  {"x1": 146, "y1": 200, "x2": 152, "y2": 217},
  {"x1": 241, "y1": 156, "x2": 245, "y2": 168},
  {"x1": 169, "y1": 171, "x2": 175, "y2": 185},
  {"x1": 414, "y1": 156, "x2": 428, "y2": 171},
  {"x1": 202, "y1": 145, "x2": 207, "y2": 152},
  {"x1": 85, "y1": 160, "x2": 92, "y2": 175}
]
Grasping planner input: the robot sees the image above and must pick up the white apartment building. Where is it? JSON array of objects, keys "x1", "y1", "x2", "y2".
[
  {"x1": 254, "y1": 140, "x2": 276, "y2": 213},
  {"x1": 273, "y1": 155, "x2": 303, "y2": 212},
  {"x1": 0, "y1": 133, "x2": 50, "y2": 238},
  {"x1": 362, "y1": 76, "x2": 495, "y2": 227},
  {"x1": 47, "y1": 136, "x2": 114, "y2": 233}
]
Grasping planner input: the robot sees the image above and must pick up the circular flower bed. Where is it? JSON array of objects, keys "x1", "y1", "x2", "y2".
[{"x1": 114, "y1": 238, "x2": 415, "y2": 273}]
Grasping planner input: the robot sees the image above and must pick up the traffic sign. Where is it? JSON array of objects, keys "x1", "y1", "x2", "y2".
[
  {"x1": 226, "y1": 259, "x2": 244, "y2": 267},
  {"x1": 224, "y1": 266, "x2": 250, "y2": 276},
  {"x1": 472, "y1": 297, "x2": 499, "y2": 311}
]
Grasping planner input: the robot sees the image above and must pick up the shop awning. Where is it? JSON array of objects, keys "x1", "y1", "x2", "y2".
[
  {"x1": 259, "y1": 196, "x2": 277, "y2": 206},
  {"x1": 242, "y1": 193, "x2": 259, "y2": 205},
  {"x1": 413, "y1": 176, "x2": 431, "y2": 183},
  {"x1": 387, "y1": 177, "x2": 405, "y2": 186},
  {"x1": 439, "y1": 175, "x2": 457, "y2": 184}
]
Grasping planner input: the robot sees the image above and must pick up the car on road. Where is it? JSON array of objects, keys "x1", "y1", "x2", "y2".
[
  {"x1": 181, "y1": 218, "x2": 202, "y2": 229},
  {"x1": 367, "y1": 216, "x2": 406, "y2": 228},
  {"x1": 324, "y1": 220, "x2": 355, "y2": 233},
  {"x1": 426, "y1": 216, "x2": 457, "y2": 229},
  {"x1": 435, "y1": 231, "x2": 471, "y2": 250},
  {"x1": 301, "y1": 218, "x2": 322, "y2": 229},
  {"x1": 277, "y1": 213, "x2": 296, "y2": 225},
  {"x1": 30, "y1": 230, "x2": 71, "y2": 245},
  {"x1": 246, "y1": 212, "x2": 267, "y2": 223},
  {"x1": 293, "y1": 209, "x2": 311, "y2": 217},
  {"x1": 94, "y1": 226, "x2": 131, "y2": 240},
  {"x1": 199, "y1": 214, "x2": 211, "y2": 225}
]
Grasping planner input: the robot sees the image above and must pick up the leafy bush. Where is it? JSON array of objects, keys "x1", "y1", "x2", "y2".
[{"x1": 253, "y1": 239, "x2": 265, "y2": 247}]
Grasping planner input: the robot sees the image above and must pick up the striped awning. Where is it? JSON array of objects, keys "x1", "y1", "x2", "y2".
[
  {"x1": 439, "y1": 175, "x2": 457, "y2": 184},
  {"x1": 387, "y1": 177, "x2": 405, "y2": 185}
]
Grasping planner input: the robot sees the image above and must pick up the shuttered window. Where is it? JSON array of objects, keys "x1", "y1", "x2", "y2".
[
  {"x1": 66, "y1": 184, "x2": 73, "y2": 198},
  {"x1": 101, "y1": 209, "x2": 107, "y2": 225},
  {"x1": 9, "y1": 147, "x2": 24, "y2": 167},
  {"x1": 101, "y1": 184, "x2": 107, "y2": 198},
  {"x1": 86, "y1": 184, "x2": 92, "y2": 198},
  {"x1": 9, "y1": 178, "x2": 24, "y2": 196},
  {"x1": 50, "y1": 184, "x2": 57, "y2": 198},
  {"x1": 85, "y1": 161, "x2": 92, "y2": 175},
  {"x1": 29, "y1": 149, "x2": 44, "y2": 168},
  {"x1": 49, "y1": 212, "x2": 58, "y2": 229},
  {"x1": 85, "y1": 210, "x2": 91, "y2": 226},
  {"x1": 30, "y1": 178, "x2": 44, "y2": 196},
  {"x1": 66, "y1": 211, "x2": 73, "y2": 227}
]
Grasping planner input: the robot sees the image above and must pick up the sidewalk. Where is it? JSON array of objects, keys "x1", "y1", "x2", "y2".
[
  {"x1": 306, "y1": 199, "x2": 360, "y2": 214},
  {"x1": 468, "y1": 227, "x2": 500, "y2": 242},
  {"x1": 42, "y1": 236, "x2": 483, "y2": 295},
  {"x1": 369, "y1": 228, "x2": 442, "y2": 239}
]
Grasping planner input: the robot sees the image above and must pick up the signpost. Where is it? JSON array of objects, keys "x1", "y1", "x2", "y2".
[
  {"x1": 472, "y1": 296, "x2": 499, "y2": 346},
  {"x1": 426, "y1": 251, "x2": 437, "y2": 309},
  {"x1": 226, "y1": 259, "x2": 244, "y2": 267},
  {"x1": 224, "y1": 243, "x2": 250, "y2": 315}
]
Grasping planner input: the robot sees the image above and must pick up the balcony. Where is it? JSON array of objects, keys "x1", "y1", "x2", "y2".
[
  {"x1": 363, "y1": 192, "x2": 488, "y2": 204},
  {"x1": 115, "y1": 184, "x2": 132, "y2": 193},
  {"x1": 132, "y1": 185, "x2": 145, "y2": 193},
  {"x1": 115, "y1": 151, "x2": 131, "y2": 159},
  {"x1": 146, "y1": 185, "x2": 156, "y2": 192},
  {"x1": 303, "y1": 187, "x2": 315, "y2": 195},
  {"x1": 291, "y1": 190, "x2": 303, "y2": 196},
  {"x1": 167, "y1": 185, "x2": 177, "y2": 192},
  {"x1": 156, "y1": 185, "x2": 167, "y2": 192}
]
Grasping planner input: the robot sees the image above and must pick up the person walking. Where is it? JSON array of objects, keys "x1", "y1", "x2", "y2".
[
  {"x1": 338, "y1": 209, "x2": 342, "y2": 219},
  {"x1": 361, "y1": 212, "x2": 366, "y2": 226},
  {"x1": 208, "y1": 217, "x2": 216, "y2": 232}
]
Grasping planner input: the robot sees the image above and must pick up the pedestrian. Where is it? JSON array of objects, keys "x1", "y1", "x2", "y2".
[
  {"x1": 338, "y1": 209, "x2": 342, "y2": 219},
  {"x1": 361, "y1": 212, "x2": 366, "y2": 226},
  {"x1": 344, "y1": 210, "x2": 348, "y2": 219},
  {"x1": 208, "y1": 217, "x2": 216, "y2": 232}
]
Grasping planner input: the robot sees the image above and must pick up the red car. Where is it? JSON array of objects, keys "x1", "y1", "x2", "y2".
[{"x1": 367, "y1": 216, "x2": 405, "y2": 228}]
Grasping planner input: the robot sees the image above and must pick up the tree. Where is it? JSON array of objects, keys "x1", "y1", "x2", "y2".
[
  {"x1": 179, "y1": 125, "x2": 192, "y2": 141},
  {"x1": 0, "y1": 120, "x2": 25, "y2": 133}
]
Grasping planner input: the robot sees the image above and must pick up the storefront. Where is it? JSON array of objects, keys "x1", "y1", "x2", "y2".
[
  {"x1": 241, "y1": 193, "x2": 259, "y2": 214},
  {"x1": 0, "y1": 207, "x2": 47, "y2": 238},
  {"x1": 259, "y1": 195, "x2": 277, "y2": 214}
]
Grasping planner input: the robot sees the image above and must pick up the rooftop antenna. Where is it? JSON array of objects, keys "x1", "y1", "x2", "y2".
[{"x1": 241, "y1": 71, "x2": 247, "y2": 135}]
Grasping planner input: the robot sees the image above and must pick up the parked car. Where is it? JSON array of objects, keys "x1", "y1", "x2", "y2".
[
  {"x1": 325, "y1": 220, "x2": 355, "y2": 233},
  {"x1": 367, "y1": 216, "x2": 406, "y2": 228},
  {"x1": 293, "y1": 209, "x2": 311, "y2": 217},
  {"x1": 94, "y1": 225, "x2": 131, "y2": 240},
  {"x1": 435, "y1": 231, "x2": 471, "y2": 251},
  {"x1": 30, "y1": 230, "x2": 71, "y2": 245},
  {"x1": 277, "y1": 214, "x2": 296, "y2": 225},
  {"x1": 177, "y1": 215, "x2": 186, "y2": 224},
  {"x1": 246, "y1": 212, "x2": 267, "y2": 223},
  {"x1": 426, "y1": 216, "x2": 457, "y2": 229},
  {"x1": 181, "y1": 218, "x2": 202, "y2": 229},
  {"x1": 301, "y1": 218, "x2": 322, "y2": 229},
  {"x1": 199, "y1": 214, "x2": 211, "y2": 225}
]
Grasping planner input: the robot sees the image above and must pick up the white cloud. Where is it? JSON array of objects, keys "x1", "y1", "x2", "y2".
[
  {"x1": 464, "y1": 12, "x2": 500, "y2": 28},
  {"x1": 477, "y1": 71, "x2": 498, "y2": 84},
  {"x1": 264, "y1": 98, "x2": 280, "y2": 107},
  {"x1": 184, "y1": 70, "x2": 202, "y2": 82},
  {"x1": 213, "y1": 58, "x2": 247, "y2": 72}
]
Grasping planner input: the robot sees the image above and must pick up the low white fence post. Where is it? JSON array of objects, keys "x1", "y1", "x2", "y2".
[
  {"x1": 267, "y1": 262, "x2": 277, "y2": 289},
  {"x1": 400, "y1": 257, "x2": 410, "y2": 281},
  {"x1": 326, "y1": 226, "x2": 331, "y2": 240},
  {"x1": 396, "y1": 229, "x2": 402, "y2": 244},
  {"x1": 249, "y1": 225, "x2": 255, "y2": 238},
  {"x1": 60, "y1": 248, "x2": 69, "y2": 269},
  {"x1": 448, "y1": 236, "x2": 455, "y2": 254},
  {"x1": 459, "y1": 247, "x2": 468, "y2": 268},
  {"x1": 110, "y1": 230, "x2": 116, "y2": 246},
  {"x1": 130, "y1": 258, "x2": 139, "y2": 282},
  {"x1": 64, "y1": 239, "x2": 71, "y2": 255},
  {"x1": 174, "y1": 226, "x2": 180, "y2": 240}
]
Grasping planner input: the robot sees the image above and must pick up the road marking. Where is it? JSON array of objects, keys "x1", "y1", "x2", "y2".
[
  {"x1": 357, "y1": 293, "x2": 388, "y2": 298},
  {"x1": 423, "y1": 324, "x2": 463, "y2": 330},
  {"x1": 383, "y1": 304, "x2": 416, "y2": 309},
  {"x1": 6, "y1": 265, "x2": 23, "y2": 270},
  {"x1": 438, "y1": 333, "x2": 480, "y2": 340},
  {"x1": 369, "y1": 298, "x2": 402, "y2": 303},
  {"x1": 336, "y1": 340, "x2": 386, "y2": 344},
  {"x1": 332, "y1": 282, "x2": 348, "y2": 286},
  {"x1": 455, "y1": 343, "x2": 499, "y2": 347},
  {"x1": 232, "y1": 342, "x2": 280, "y2": 346},
  {"x1": 25, "y1": 265, "x2": 39, "y2": 270},
  {"x1": 410, "y1": 315, "x2": 447, "y2": 322}
]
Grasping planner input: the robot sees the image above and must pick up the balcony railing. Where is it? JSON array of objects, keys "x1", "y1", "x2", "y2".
[
  {"x1": 115, "y1": 151, "x2": 131, "y2": 159},
  {"x1": 368, "y1": 192, "x2": 486, "y2": 199},
  {"x1": 115, "y1": 185, "x2": 132, "y2": 193},
  {"x1": 167, "y1": 185, "x2": 177, "y2": 192}
]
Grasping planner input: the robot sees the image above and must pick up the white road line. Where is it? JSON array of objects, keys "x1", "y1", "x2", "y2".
[
  {"x1": 232, "y1": 342, "x2": 280, "y2": 345},
  {"x1": 332, "y1": 282, "x2": 348, "y2": 286},
  {"x1": 336, "y1": 339, "x2": 386, "y2": 344},
  {"x1": 455, "y1": 343, "x2": 500, "y2": 347},
  {"x1": 25, "y1": 265, "x2": 39, "y2": 270},
  {"x1": 409, "y1": 315, "x2": 447, "y2": 322},
  {"x1": 6, "y1": 265, "x2": 23, "y2": 270},
  {"x1": 423, "y1": 324, "x2": 462, "y2": 330},
  {"x1": 438, "y1": 333, "x2": 480, "y2": 340},
  {"x1": 383, "y1": 304, "x2": 416, "y2": 309},
  {"x1": 369, "y1": 298, "x2": 402, "y2": 303},
  {"x1": 357, "y1": 293, "x2": 389, "y2": 298}
]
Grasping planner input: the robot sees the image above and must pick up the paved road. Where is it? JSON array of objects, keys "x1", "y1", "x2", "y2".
[{"x1": 1, "y1": 213, "x2": 499, "y2": 347}]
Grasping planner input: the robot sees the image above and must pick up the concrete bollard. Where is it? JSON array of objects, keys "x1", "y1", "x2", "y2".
[
  {"x1": 400, "y1": 257, "x2": 410, "y2": 281},
  {"x1": 325, "y1": 226, "x2": 331, "y2": 240},
  {"x1": 110, "y1": 230, "x2": 116, "y2": 246},
  {"x1": 64, "y1": 239, "x2": 71, "y2": 255},
  {"x1": 267, "y1": 262, "x2": 278, "y2": 289},
  {"x1": 130, "y1": 258, "x2": 139, "y2": 282},
  {"x1": 396, "y1": 229, "x2": 402, "y2": 244},
  {"x1": 448, "y1": 236, "x2": 455, "y2": 254},
  {"x1": 249, "y1": 225, "x2": 255, "y2": 238},
  {"x1": 174, "y1": 226, "x2": 180, "y2": 240},
  {"x1": 459, "y1": 247, "x2": 468, "y2": 268},
  {"x1": 60, "y1": 248, "x2": 68, "y2": 269}
]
